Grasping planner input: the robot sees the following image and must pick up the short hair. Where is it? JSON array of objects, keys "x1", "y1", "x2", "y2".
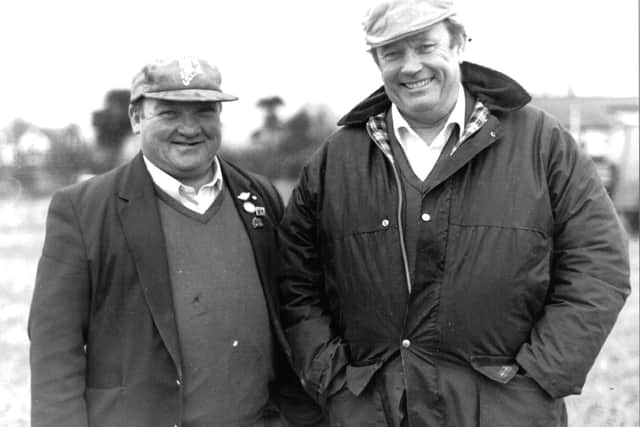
[
  {"x1": 129, "y1": 98, "x2": 222, "y2": 119},
  {"x1": 129, "y1": 99, "x2": 144, "y2": 118},
  {"x1": 443, "y1": 17, "x2": 467, "y2": 48}
]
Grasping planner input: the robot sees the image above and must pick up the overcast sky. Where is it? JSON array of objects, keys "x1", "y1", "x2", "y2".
[{"x1": 2, "y1": 0, "x2": 638, "y2": 143}]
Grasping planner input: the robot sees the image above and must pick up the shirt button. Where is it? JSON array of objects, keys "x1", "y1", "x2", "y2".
[
  {"x1": 401, "y1": 339, "x2": 411, "y2": 348},
  {"x1": 381, "y1": 219, "x2": 390, "y2": 227},
  {"x1": 421, "y1": 213, "x2": 431, "y2": 222}
]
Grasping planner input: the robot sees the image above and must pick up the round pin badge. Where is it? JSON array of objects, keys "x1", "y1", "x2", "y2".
[{"x1": 243, "y1": 202, "x2": 256, "y2": 213}]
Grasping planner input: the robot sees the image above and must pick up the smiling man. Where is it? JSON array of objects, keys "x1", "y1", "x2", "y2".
[
  {"x1": 278, "y1": 1, "x2": 630, "y2": 426},
  {"x1": 29, "y1": 56, "x2": 325, "y2": 427}
]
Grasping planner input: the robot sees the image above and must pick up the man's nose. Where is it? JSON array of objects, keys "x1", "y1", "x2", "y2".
[
  {"x1": 400, "y1": 50, "x2": 423, "y2": 74},
  {"x1": 177, "y1": 114, "x2": 201, "y2": 136}
]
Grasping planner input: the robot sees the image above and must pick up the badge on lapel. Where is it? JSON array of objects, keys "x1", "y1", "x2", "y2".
[{"x1": 237, "y1": 191, "x2": 266, "y2": 229}]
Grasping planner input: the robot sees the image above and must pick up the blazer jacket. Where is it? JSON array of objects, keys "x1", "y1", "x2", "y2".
[{"x1": 29, "y1": 153, "x2": 323, "y2": 427}]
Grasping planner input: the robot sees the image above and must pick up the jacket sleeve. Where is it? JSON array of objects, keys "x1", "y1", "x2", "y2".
[
  {"x1": 274, "y1": 353, "x2": 329, "y2": 427},
  {"x1": 250, "y1": 174, "x2": 328, "y2": 426},
  {"x1": 28, "y1": 190, "x2": 90, "y2": 427},
  {"x1": 278, "y1": 150, "x2": 350, "y2": 406},
  {"x1": 515, "y1": 121, "x2": 631, "y2": 399}
]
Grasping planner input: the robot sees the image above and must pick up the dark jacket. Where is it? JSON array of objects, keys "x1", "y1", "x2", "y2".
[
  {"x1": 279, "y1": 62, "x2": 630, "y2": 427},
  {"x1": 29, "y1": 153, "x2": 324, "y2": 427}
]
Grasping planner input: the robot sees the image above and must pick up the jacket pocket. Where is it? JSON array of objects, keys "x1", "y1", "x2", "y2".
[
  {"x1": 469, "y1": 355, "x2": 519, "y2": 384},
  {"x1": 470, "y1": 356, "x2": 566, "y2": 427},
  {"x1": 346, "y1": 360, "x2": 384, "y2": 396},
  {"x1": 86, "y1": 386, "x2": 124, "y2": 427}
]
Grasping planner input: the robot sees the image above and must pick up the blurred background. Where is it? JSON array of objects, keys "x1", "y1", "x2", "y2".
[{"x1": 1, "y1": 0, "x2": 638, "y2": 426}]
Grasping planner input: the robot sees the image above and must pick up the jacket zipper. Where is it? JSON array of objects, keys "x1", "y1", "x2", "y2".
[
  {"x1": 367, "y1": 126, "x2": 413, "y2": 295},
  {"x1": 367, "y1": 123, "x2": 414, "y2": 419}
]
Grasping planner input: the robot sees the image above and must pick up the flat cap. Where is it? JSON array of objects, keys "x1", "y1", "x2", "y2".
[
  {"x1": 363, "y1": 0, "x2": 456, "y2": 48},
  {"x1": 130, "y1": 56, "x2": 238, "y2": 103}
]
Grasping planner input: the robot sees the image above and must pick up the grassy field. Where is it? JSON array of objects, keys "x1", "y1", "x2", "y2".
[{"x1": 0, "y1": 197, "x2": 638, "y2": 426}]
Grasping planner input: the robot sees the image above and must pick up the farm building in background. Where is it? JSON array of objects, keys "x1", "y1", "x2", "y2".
[
  {"x1": 531, "y1": 95, "x2": 639, "y2": 233},
  {"x1": 0, "y1": 119, "x2": 90, "y2": 196}
]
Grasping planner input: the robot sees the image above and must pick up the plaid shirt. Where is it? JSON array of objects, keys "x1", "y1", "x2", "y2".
[{"x1": 366, "y1": 99, "x2": 490, "y2": 159}]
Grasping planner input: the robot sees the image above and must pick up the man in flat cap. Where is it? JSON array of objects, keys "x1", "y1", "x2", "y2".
[
  {"x1": 278, "y1": 1, "x2": 630, "y2": 426},
  {"x1": 29, "y1": 56, "x2": 325, "y2": 427}
]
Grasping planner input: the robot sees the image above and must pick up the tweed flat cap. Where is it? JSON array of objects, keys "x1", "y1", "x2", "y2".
[{"x1": 363, "y1": 0, "x2": 457, "y2": 48}]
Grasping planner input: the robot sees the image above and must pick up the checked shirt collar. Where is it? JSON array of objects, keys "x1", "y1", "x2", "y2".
[{"x1": 366, "y1": 95, "x2": 490, "y2": 159}]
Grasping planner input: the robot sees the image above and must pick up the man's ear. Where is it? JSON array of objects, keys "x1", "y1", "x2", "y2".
[
  {"x1": 128, "y1": 103, "x2": 142, "y2": 134},
  {"x1": 457, "y1": 38, "x2": 466, "y2": 64}
]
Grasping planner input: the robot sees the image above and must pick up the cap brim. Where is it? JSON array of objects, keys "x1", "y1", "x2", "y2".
[{"x1": 143, "y1": 89, "x2": 238, "y2": 102}]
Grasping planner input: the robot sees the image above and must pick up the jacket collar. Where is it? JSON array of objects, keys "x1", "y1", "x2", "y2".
[{"x1": 338, "y1": 61, "x2": 531, "y2": 126}]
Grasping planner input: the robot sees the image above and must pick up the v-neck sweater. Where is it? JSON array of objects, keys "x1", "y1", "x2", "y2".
[{"x1": 156, "y1": 186, "x2": 274, "y2": 427}]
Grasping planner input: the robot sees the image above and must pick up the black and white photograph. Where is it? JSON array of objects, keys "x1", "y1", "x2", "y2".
[{"x1": 0, "y1": 1, "x2": 638, "y2": 426}]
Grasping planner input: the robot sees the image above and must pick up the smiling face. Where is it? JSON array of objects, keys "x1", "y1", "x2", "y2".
[
  {"x1": 129, "y1": 98, "x2": 222, "y2": 188},
  {"x1": 375, "y1": 21, "x2": 464, "y2": 128}
]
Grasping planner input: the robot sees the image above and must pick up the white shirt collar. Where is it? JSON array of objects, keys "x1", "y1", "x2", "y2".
[
  {"x1": 142, "y1": 155, "x2": 223, "y2": 205},
  {"x1": 391, "y1": 82, "x2": 466, "y2": 148}
]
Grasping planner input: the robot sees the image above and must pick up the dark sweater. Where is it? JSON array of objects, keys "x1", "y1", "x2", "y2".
[{"x1": 157, "y1": 186, "x2": 274, "y2": 427}]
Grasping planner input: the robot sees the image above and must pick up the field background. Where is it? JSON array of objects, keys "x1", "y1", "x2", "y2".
[{"x1": 1, "y1": 197, "x2": 638, "y2": 426}]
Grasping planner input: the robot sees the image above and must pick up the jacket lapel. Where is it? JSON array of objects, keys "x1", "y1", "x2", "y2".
[
  {"x1": 220, "y1": 161, "x2": 288, "y2": 352},
  {"x1": 116, "y1": 154, "x2": 182, "y2": 373},
  {"x1": 423, "y1": 115, "x2": 502, "y2": 195}
]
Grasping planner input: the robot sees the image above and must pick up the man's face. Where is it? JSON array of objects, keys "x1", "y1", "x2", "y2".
[
  {"x1": 130, "y1": 99, "x2": 222, "y2": 187},
  {"x1": 376, "y1": 22, "x2": 463, "y2": 127}
]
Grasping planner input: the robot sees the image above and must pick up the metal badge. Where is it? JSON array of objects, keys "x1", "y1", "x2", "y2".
[
  {"x1": 251, "y1": 217, "x2": 264, "y2": 229},
  {"x1": 243, "y1": 202, "x2": 256, "y2": 213},
  {"x1": 255, "y1": 206, "x2": 266, "y2": 217},
  {"x1": 237, "y1": 192, "x2": 251, "y2": 201}
]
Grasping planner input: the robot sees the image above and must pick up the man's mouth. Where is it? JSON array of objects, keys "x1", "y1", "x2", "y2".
[
  {"x1": 173, "y1": 140, "x2": 203, "y2": 146},
  {"x1": 402, "y1": 78, "x2": 434, "y2": 90}
]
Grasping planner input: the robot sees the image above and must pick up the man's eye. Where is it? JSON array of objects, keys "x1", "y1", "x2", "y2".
[
  {"x1": 158, "y1": 110, "x2": 177, "y2": 118},
  {"x1": 417, "y1": 44, "x2": 436, "y2": 53},
  {"x1": 381, "y1": 50, "x2": 400, "y2": 60}
]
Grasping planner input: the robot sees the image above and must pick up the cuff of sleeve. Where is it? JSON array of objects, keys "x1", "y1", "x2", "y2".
[{"x1": 515, "y1": 346, "x2": 582, "y2": 399}]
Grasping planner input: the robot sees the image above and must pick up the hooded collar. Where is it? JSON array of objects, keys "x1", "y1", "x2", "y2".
[{"x1": 338, "y1": 61, "x2": 531, "y2": 127}]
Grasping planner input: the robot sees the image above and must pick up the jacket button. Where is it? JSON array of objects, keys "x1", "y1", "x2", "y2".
[
  {"x1": 490, "y1": 130, "x2": 496, "y2": 138},
  {"x1": 401, "y1": 339, "x2": 411, "y2": 348},
  {"x1": 421, "y1": 213, "x2": 431, "y2": 222},
  {"x1": 176, "y1": 379, "x2": 181, "y2": 386},
  {"x1": 381, "y1": 219, "x2": 390, "y2": 227}
]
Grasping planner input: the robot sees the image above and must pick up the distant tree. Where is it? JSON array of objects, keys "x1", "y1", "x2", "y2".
[
  {"x1": 222, "y1": 100, "x2": 336, "y2": 183},
  {"x1": 255, "y1": 96, "x2": 284, "y2": 131},
  {"x1": 277, "y1": 106, "x2": 335, "y2": 180},
  {"x1": 44, "y1": 124, "x2": 93, "y2": 186},
  {"x1": 91, "y1": 89, "x2": 133, "y2": 173}
]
